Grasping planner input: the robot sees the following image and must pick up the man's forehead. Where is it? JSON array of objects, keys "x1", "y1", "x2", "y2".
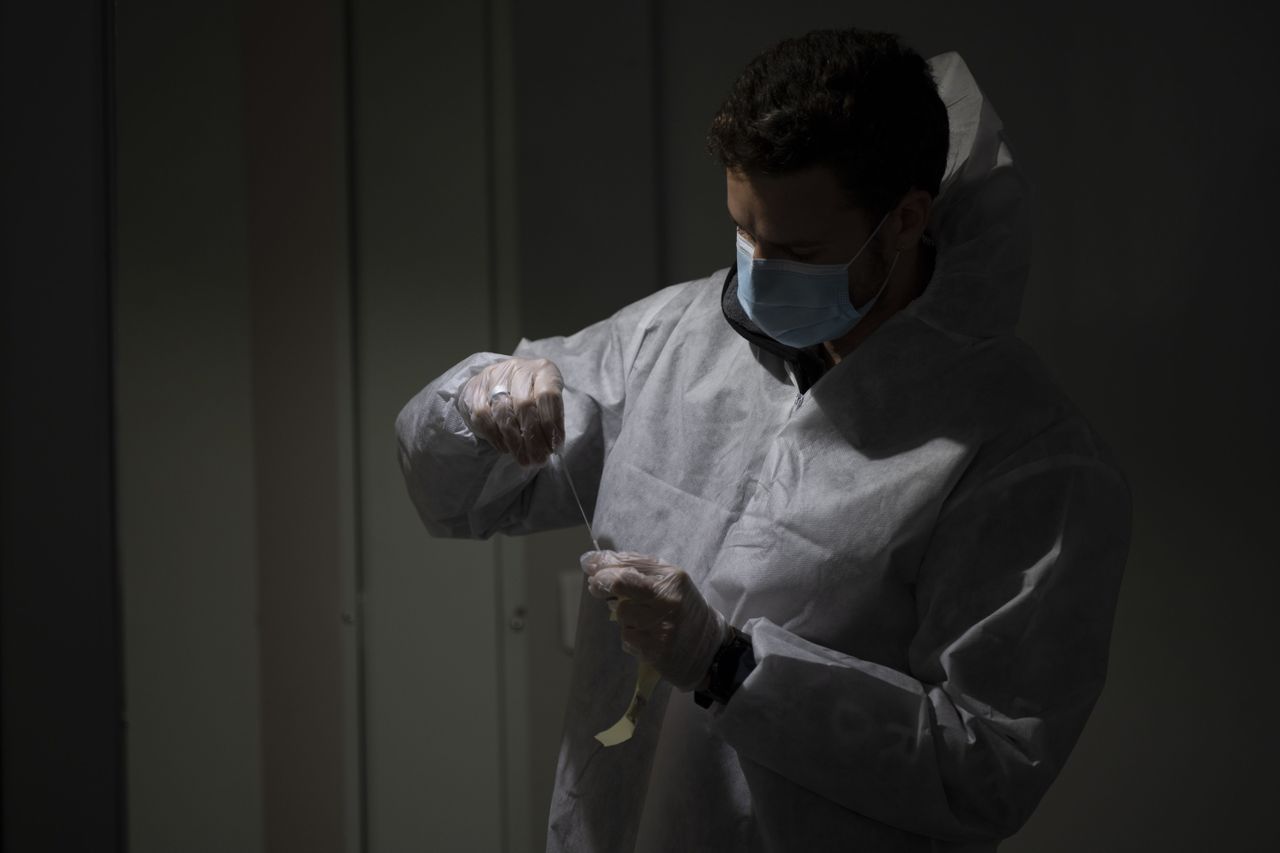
[{"x1": 726, "y1": 166, "x2": 864, "y2": 240}]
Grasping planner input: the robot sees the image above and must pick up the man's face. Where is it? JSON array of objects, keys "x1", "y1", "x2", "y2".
[{"x1": 725, "y1": 165, "x2": 893, "y2": 308}]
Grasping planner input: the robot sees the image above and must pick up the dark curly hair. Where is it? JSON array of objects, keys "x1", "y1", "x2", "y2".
[{"x1": 707, "y1": 28, "x2": 949, "y2": 221}]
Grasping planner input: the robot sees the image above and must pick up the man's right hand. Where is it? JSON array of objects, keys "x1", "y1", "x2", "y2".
[{"x1": 456, "y1": 357, "x2": 565, "y2": 467}]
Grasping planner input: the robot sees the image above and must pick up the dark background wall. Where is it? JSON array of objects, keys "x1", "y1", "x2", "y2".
[
  {"x1": 112, "y1": 1, "x2": 360, "y2": 852},
  {"x1": 1, "y1": 1, "x2": 123, "y2": 852}
]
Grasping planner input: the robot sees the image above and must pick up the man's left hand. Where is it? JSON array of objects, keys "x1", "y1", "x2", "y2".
[{"x1": 581, "y1": 550, "x2": 730, "y2": 692}]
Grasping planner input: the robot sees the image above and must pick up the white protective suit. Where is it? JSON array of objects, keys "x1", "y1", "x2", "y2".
[{"x1": 396, "y1": 52, "x2": 1132, "y2": 852}]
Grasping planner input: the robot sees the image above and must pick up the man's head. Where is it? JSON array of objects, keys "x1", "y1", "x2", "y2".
[
  {"x1": 708, "y1": 28, "x2": 950, "y2": 350},
  {"x1": 708, "y1": 27, "x2": 949, "y2": 223}
]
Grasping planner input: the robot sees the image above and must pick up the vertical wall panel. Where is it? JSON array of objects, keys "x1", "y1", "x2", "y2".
[
  {"x1": 350, "y1": 2, "x2": 503, "y2": 851},
  {"x1": 243, "y1": 2, "x2": 358, "y2": 852},
  {"x1": 510, "y1": 0, "x2": 662, "y2": 340},
  {"x1": 114, "y1": 4, "x2": 264, "y2": 852}
]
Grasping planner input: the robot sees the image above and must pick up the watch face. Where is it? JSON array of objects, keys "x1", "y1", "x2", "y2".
[{"x1": 710, "y1": 631, "x2": 754, "y2": 703}]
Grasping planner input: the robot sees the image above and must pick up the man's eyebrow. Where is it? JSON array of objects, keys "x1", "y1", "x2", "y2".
[
  {"x1": 729, "y1": 215, "x2": 821, "y2": 250},
  {"x1": 762, "y1": 235, "x2": 825, "y2": 251}
]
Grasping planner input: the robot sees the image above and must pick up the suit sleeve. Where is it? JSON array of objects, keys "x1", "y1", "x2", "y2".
[
  {"x1": 710, "y1": 454, "x2": 1132, "y2": 842},
  {"x1": 394, "y1": 283, "x2": 687, "y2": 540}
]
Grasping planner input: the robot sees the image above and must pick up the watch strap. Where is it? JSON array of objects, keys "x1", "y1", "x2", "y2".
[{"x1": 694, "y1": 626, "x2": 754, "y2": 708}]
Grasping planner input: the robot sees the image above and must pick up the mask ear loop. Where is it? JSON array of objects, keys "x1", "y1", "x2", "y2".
[
  {"x1": 853, "y1": 246, "x2": 902, "y2": 313},
  {"x1": 840, "y1": 209, "x2": 896, "y2": 271}
]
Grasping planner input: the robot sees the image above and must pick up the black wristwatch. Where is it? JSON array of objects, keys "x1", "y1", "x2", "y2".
[{"x1": 694, "y1": 626, "x2": 755, "y2": 708}]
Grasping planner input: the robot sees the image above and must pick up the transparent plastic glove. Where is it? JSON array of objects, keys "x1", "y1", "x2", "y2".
[
  {"x1": 582, "y1": 550, "x2": 730, "y2": 692},
  {"x1": 456, "y1": 357, "x2": 565, "y2": 467}
]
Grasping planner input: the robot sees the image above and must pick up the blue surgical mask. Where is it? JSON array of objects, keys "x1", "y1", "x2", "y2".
[{"x1": 735, "y1": 212, "x2": 901, "y2": 348}]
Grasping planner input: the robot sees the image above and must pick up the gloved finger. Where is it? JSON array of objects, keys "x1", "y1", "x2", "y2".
[
  {"x1": 457, "y1": 375, "x2": 497, "y2": 446},
  {"x1": 580, "y1": 550, "x2": 621, "y2": 577},
  {"x1": 547, "y1": 391, "x2": 565, "y2": 452},
  {"x1": 598, "y1": 550, "x2": 663, "y2": 570},
  {"x1": 611, "y1": 555, "x2": 673, "y2": 577},
  {"x1": 647, "y1": 565, "x2": 691, "y2": 601},
  {"x1": 592, "y1": 550, "x2": 669, "y2": 574},
  {"x1": 607, "y1": 598, "x2": 620, "y2": 622},
  {"x1": 619, "y1": 626, "x2": 662, "y2": 660},
  {"x1": 616, "y1": 598, "x2": 667, "y2": 630},
  {"x1": 523, "y1": 394, "x2": 555, "y2": 463},
  {"x1": 491, "y1": 394, "x2": 524, "y2": 464},
  {"x1": 585, "y1": 567, "x2": 623, "y2": 599},
  {"x1": 468, "y1": 396, "x2": 508, "y2": 453},
  {"x1": 456, "y1": 374, "x2": 480, "y2": 428},
  {"x1": 490, "y1": 358, "x2": 521, "y2": 390},
  {"x1": 531, "y1": 359, "x2": 564, "y2": 399},
  {"x1": 621, "y1": 640, "x2": 640, "y2": 657},
  {"x1": 516, "y1": 394, "x2": 552, "y2": 466},
  {"x1": 588, "y1": 566, "x2": 659, "y2": 601},
  {"x1": 581, "y1": 551, "x2": 666, "y2": 594},
  {"x1": 532, "y1": 366, "x2": 564, "y2": 453}
]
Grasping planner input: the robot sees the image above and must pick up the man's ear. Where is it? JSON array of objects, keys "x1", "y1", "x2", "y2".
[{"x1": 893, "y1": 189, "x2": 933, "y2": 250}]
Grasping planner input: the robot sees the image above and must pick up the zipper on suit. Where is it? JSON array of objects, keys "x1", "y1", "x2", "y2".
[{"x1": 783, "y1": 361, "x2": 805, "y2": 415}]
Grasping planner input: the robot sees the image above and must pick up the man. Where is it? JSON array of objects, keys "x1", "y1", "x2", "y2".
[{"x1": 397, "y1": 28, "x2": 1130, "y2": 853}]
